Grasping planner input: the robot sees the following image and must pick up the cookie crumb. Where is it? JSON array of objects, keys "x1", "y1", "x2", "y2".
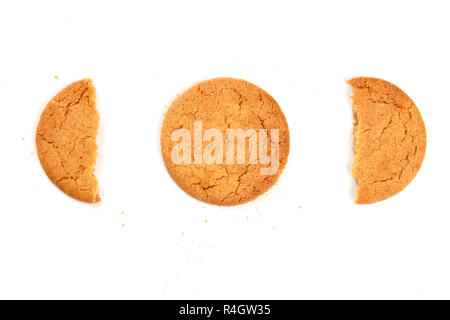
[{"x1": 54, "y1": 75, "x2": 59, "y2": 80}]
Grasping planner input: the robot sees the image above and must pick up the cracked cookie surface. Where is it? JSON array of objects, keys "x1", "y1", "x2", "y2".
[
  {"x1": 348, "y1": 77, "x2": 426, "y2": 204},
  {"x1": 161, "y1": 78, "x2": 290, "y2": 206},
  {"x1": 36, "y1": 79, "x2": 101, "y2": 203}
]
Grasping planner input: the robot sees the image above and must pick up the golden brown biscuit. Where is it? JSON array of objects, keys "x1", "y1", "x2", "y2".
[
  {"x1": 36, "y1": 79, "x2": 101, "y2": 203},
  {"x1": 161, "y1": 78, "x2": 290, "y2": 206},
  {"x1": 348, "y1": 77, "x2": 426, "y2": 204}
]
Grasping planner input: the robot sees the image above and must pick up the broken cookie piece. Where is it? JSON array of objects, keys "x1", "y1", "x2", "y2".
[
  {"x1": 36, "y1": 79, "x2": 101, "y2": 203},
  {"x1": 348, "y1": 77, "x2": 426, "y2": 204}
]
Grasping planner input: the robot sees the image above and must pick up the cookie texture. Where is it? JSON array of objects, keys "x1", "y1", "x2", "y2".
[
  {"x1": 161, "y1": 78, "x2": 290, "y2": 206},
  {"x1": 36, "y1": 79, "x2": 101, "y2": 203},
  {"x1": 348, "y1": 77, "x2": 426, "y2": 204}
]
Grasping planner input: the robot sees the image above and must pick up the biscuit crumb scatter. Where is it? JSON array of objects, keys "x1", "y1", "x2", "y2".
[
  {"x1": 55, "y1": 75, "x2": 59, "y2": 80},
  {"x1": 21, "y1": 137, "x2": 25, "y2": 141},
  {"x1": 205, "y1": 219, "x2": 208, "y2": 223},
  {"x1": 36, "y1": 79, "x2": 101, "y2": 203},
  {"x1": 182, "y1": 232, "x2": 185, "y2": 236},
  {"x1": 298, "y1": 206, "x2": 302, "y2": 209},
  {"x1": 348, "y1": 77, "x2": 426, "y2": 204},
  {"x1": 121, "y1": 211, "x2": 125, "y2": 215},
  {"x1": 161, "y1": 78, "x2": 290, "y2": 206}
]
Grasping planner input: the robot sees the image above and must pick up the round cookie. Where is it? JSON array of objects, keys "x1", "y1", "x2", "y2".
[
  {"x1": 161, "y1": 78, "x2": 290, "y2": 206},
  {"x1": 36, "y1": 79, "x2": 101, "y2": 203},
  {"x1": 348, "y1": 77, "x2": 427, "y2": 204}
]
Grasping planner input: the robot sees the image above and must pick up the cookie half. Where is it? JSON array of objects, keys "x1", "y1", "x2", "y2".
[
  {"x1": 161, "y1": 78, "x2": 290, "y2": 206},
  {"x1": 36, "y1": 79, "x2": 101, "y2": 203},
  {"x1": 348, "y1": 77, "x2": 426, "y2": 204}
]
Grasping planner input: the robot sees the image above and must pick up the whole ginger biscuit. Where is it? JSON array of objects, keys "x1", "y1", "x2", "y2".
[
  {"x1": 161, "y1": 78, "x2": 290, "y2": 206},
  {"x1": 348, "y1": 77, "x2": 426, "y2": 204},
  {"x1": 36, "y1": 79, "x2": 101, "y2": 203}
]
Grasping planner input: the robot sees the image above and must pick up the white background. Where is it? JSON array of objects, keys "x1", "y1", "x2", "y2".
[{"x1": 0, "y1": 0, "x2": 449, "y2": 300}]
